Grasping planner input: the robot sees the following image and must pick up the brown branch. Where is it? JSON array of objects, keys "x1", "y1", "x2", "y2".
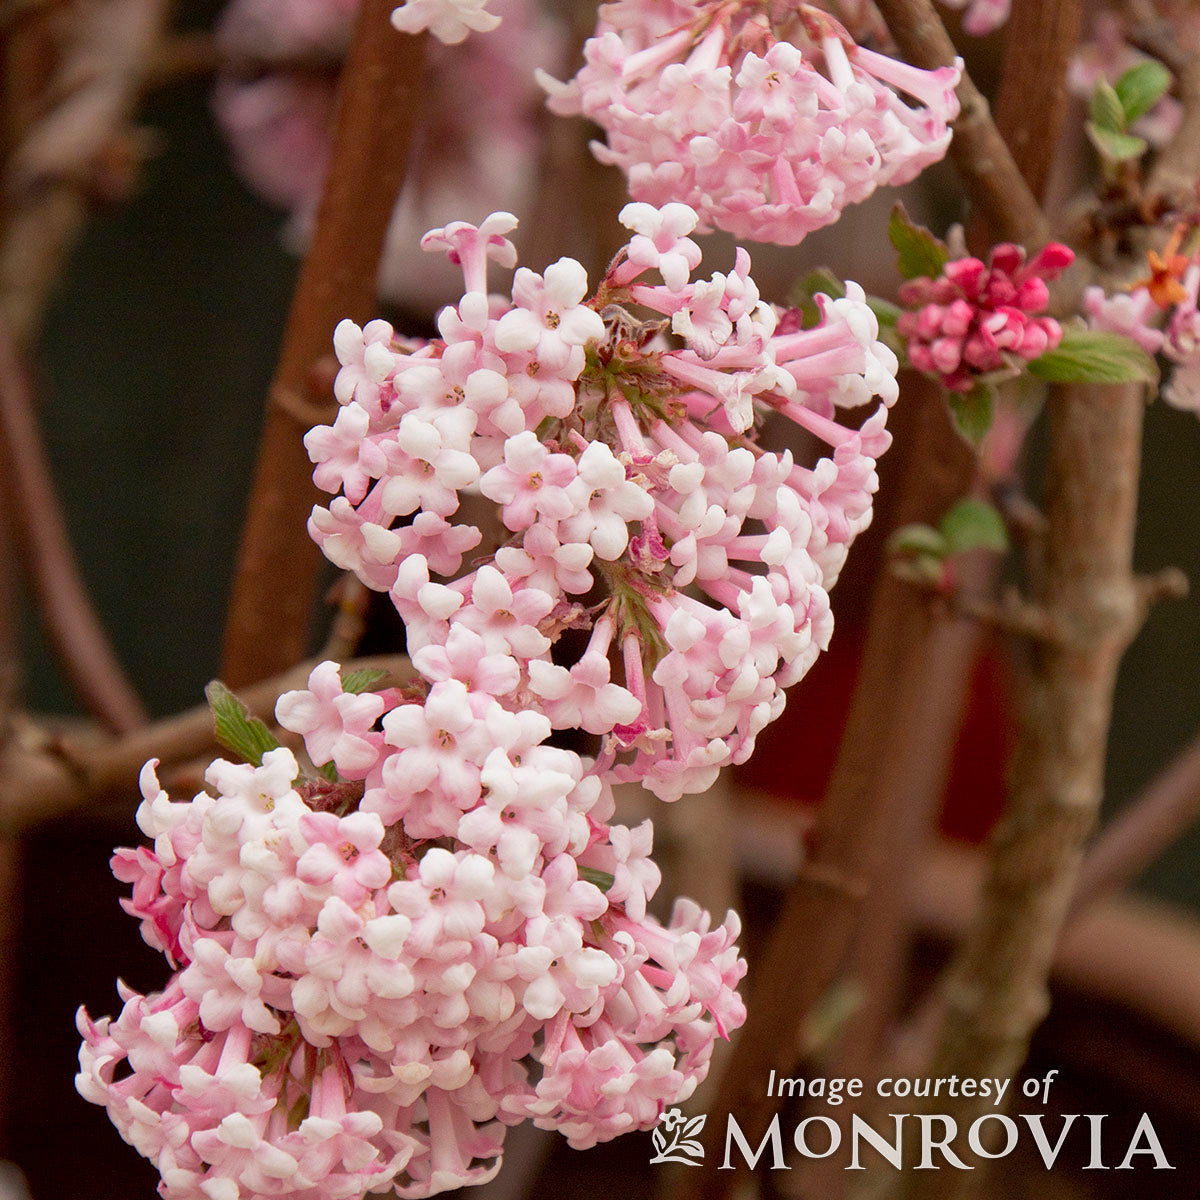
[
  {"x1": 691, "y1": 4, "x2": 1088, "y2": 1188},
  {"x1": 895, "y1": 381, "x2": 1146, "y2": 1200},
  {"x1": 0, "y1": 653, "x2": 414, "y2": 831},
  {"x1": 321, "y1": 574, "x2": 371, "y2": 661},
  {"x1": 1148, "y1": 46, "x2": 1200, "y2": 203},
  {"x1": 220, "y1": 7, "x2": 426, "y2": 688},
  {"x1": 786, "y1": 554, "x2": 996, "y2": 1200},
  {"x1": 871, "y1": 0, "x2": 1051, "y2": 247},
  {"x1": 991, "y1": 0, "x2": 1084, "y2": 204},
  {"x1": 0, "y1": 319, "x2": 147, "y2": 733},
  {"x1": 144, "y1": 33, "x2": 350, "y2": 89}
]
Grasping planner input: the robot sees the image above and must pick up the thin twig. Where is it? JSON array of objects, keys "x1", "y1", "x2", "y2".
[
  {"x1": 0, "y1": 319, "x2": 147, "y2": 733},
  {"x1": 220, "y1": 6, "x2": 427, "y2": 688},
  {"x1": 321, "y1": 575, "x2": 371, "y2": 661},
  {"x1": 1072, "y1": 729, "x2": 1200, "y2": 913},
  {"x1": 0, "y1": 653, "x2": 414, "y2": 831},
  {"x1": 0, "y1": 0, "x2": 170, "y2": 343}
]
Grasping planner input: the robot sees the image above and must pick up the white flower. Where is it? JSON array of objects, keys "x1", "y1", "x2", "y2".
[{"x1": 390, "y1": 0, "x2": 500, "y2": 46}]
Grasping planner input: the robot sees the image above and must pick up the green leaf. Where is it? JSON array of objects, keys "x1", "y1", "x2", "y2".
[
  {"x1": 340, "y1": 666, "x2": 387, "y2": 694},
  {"x1": 887, "y1": 523, "x2": 948, "y2": 559},
  {"x1": 1028, "y1": 329, "x2": 1160, "y2": 385},
  {"x1": 579, "y1": 866, "x2": 616, "y2": 892},
  {"x1": 947, "y1": 383, "x2": 995, "y2": 446},
  {"x1": 939, "y1": 498, "x2": 1009, "y2": 555},
  {"x1": 1086, "y1": 122, "x2": 1149, "y2": 163},
  {"x1": 1089, "y1": 78, "x2": 1126, "y2": 134},
  {"x1": 318, "y1": 760, "x2": 340, "y2": 782},
  {"x1": 1115, "y1": 60, "x2": 1172, "y2": 123},
  {"x1": 205, "y1": 680, "x2": 281, "y2": 767},
  {"x1": 888, "y1": 203, "x2": 950, "y2": 281}
]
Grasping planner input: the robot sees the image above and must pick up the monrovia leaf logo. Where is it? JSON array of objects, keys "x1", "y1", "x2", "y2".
[{"x1": 650, "y1": 1108, "x2": 706, "y2": 1166}]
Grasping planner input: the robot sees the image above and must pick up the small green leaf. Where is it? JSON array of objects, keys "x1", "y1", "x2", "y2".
[
  {"x1": 318, "y1": 760, "x2": 339, "y2": 782},
  {"x1": 939, "y1": 498, "x2": 1009, "y2": 555},
  {"x1": 793, "y1": 267, "x2": 845, "y2": 302},
  {"x1": 892, "y1": 554, "x2": 946, "y2": 587},
  {"x1": 1029, "y1": 329, "x2": 1160, "y2": 385},
  {"x1": 887, "y1": 523, "x2": 949, "y2": 559},
  {"x1": 947, "y1": 383, "x2": 995, "y2": 446},
  {"x1": 790, "y1": 268, "x2": 846, "y2": 328},
  {"x1": 1115, "y1": 60, "x2": 1172, "y2": 123},
  {"x1": 579, "y1": 866, "x2": 616, "y2": 892},
  {"x1": 1089, "y1": 78, "x2": 1126, "y2": 134},
  {"x1": 800, "y1": 981, "x2": 863, "y2": 1056},
  {"x1": 206, "y1": 680, "x2": 281, "y2": 767},
  {"x1": 340, "y1": 666, "x2": 387, "y2": 694},
  {"x1": 888, "y1": 203, "x2": 950, "y2": 281},
  {"x1": 1086, "y1": 122, "x2": 1149, "y2": 162}
]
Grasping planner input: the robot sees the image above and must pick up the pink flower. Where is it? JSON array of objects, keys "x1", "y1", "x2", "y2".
[
  {"x1": 479, "y1": 431, "x2": 581, "y2": 530},
  {"x1": 1085, "y1": 284, "x2": 1165, "y2": 355},
  {"x1": 540, "y1": 5, "x2": 960, "y2": 245},
  {"x1": 559, "y1": 442, "x2": 654, "y2": 560},
  {"x1": 276, "y1": 660, "x2": 387, "y2": 776},
  {"x1": 493, "y1": 259, "x2": 606, "y2": 367},
  {"x1": 295, "y1": 811, "x2": 391, "y2": 901}
]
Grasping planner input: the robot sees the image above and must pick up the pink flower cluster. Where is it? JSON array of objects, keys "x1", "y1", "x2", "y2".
[
  {"x1": 79, "y1": 202, "x2": 900, "y2": 1200},
  {"x1": 81, "y1": 722, "x2": 743, "y2": 1199},
  {"x1": 897, "y1": 242, "x2": 1074, "y2": 392},
  {"x1": 538, "y1": 1, "x2": 961, "y2": 245},
  {"x1": 308, "y1": 202, "x2": 898, "y2": 798},
  {"x1": 1087, "y1": 264, "x2": 1200, "y2": 416}
]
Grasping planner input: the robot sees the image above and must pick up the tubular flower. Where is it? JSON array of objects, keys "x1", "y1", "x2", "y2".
[
  {"x1": 897, "y1": 242, "x2": 1074, "y2": 392},
  {"x1": 537, "y1": 1, "x2": 961, "y2": 245}
]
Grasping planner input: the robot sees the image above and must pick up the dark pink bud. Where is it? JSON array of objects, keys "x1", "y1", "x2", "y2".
[
  {"x1": 1017, "y1": 322, "x2": 1050, "y2": 359},
  {"x1": 775, "y1": 307, "x2": 806, "y2": 335},
  {"x1": 930, "y1": 336, "x2": 963, "y2": 374},
  {"x1": 1015, "y1": 277, "x2": 1050, "y2": 313},
  {"x1": 944, "y1": 257, "x2": 986, "y2": 294},
  {"x1": 985, "y1": 276, "x2": 1019, "y2": 307},
  {"x1": 917, "y1": 303, "x2": 945, "y2": 339},
  {"x1": 1038, "y1": 316, "x2": 1064, "y2": 352},
  {"x1": 988, "y1": 243, "x2": 1024, "y2": 276},
  {"x1": 1029, "y1": 242, "x2": 1074, "y2": 277},
  {"x1": 942, "y1": 298, "x2": 975, "y2": 337}
]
